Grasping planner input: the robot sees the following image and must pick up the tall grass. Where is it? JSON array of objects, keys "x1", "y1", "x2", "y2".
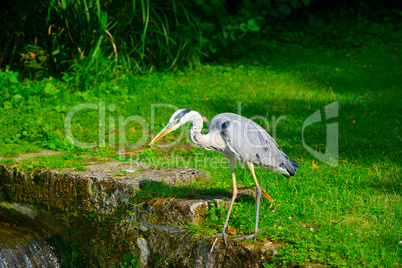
[{"x1": 0, "y1": 0, "x2": 202, "y2": 78}]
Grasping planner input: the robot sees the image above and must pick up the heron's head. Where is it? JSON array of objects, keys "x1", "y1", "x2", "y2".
[{"x1": 148, "y1": 109, "x2": 193, "y2": 146}]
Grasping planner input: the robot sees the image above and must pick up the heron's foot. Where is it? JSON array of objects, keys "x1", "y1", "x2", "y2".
[
  {"x1": 261, "y1": 187, "x2": 281, "y2": 210},
  {"x1": 261, "y1": 187, "x2": 273, "y2": 202},
  {"x1": 209, "y1": 232, "x2": 228, "y2": 253},
  {"x1": 232, "y1": 231, "x2": 260, "y2": 242}
]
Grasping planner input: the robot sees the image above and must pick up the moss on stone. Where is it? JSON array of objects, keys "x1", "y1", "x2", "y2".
[{"x1": 0, "y1": 151, "x2": 273, "y2": 267}]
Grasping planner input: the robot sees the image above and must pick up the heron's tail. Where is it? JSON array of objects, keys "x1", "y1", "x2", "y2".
[
  {"x1": 289, "y1": 158, "x2": 299, "y2": 171},
  {"x1": 281, "y1": 157, "x2": 299, "y2": 178}
]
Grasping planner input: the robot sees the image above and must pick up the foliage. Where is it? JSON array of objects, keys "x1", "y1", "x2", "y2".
[
  {"x1": 189, "y1": 0, "x2": 310, "y2": 56},
  {"x1": 68, "y1": 211, "x2": 139, "y2": 267},
  {"x1": 1, "y1": 0, "x2": 401, "y2": 78},
  {"x1": 0, "y1": 0, "x2": 314, "y2": 78},
  {"x1": 0, "y1": 0, "x2": 202, "y2": 78}
]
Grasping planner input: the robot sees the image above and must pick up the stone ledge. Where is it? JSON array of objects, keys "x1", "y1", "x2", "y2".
[{"x1": 0, "y1": 151, "x2": 278, "y2": 267}]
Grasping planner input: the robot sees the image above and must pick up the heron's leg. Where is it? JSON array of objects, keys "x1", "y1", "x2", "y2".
[
  {"x1": 221, "y1": 167, "x2": 238, "y2": 243},
  {"x1": 247, "y1": 162, "x2": 261, "y2": 242},
  {"x1": 210, "y1": 159, "x2": 237, "y2": 253}
]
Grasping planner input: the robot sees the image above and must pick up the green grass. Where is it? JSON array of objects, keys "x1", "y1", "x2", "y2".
[
  {"x1": 1, "y1": 20, "x2": 401, "y2": 267},
  {"x1": 17, "y1": 152, "x2": 90, "y2": 173}
]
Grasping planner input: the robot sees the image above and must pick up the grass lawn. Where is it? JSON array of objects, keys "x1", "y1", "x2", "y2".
[{"x1": 1, "y1": 19, "x2": 401, "y2": 267}]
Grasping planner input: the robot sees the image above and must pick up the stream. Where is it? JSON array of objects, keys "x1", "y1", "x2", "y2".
[{"x1": 0, "y1": 221, "x2": 60, "y2": 268}]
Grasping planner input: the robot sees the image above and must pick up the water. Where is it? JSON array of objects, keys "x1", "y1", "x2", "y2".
[{"x1": 0, "y1": 222, "x2": 60, "y2": 268}]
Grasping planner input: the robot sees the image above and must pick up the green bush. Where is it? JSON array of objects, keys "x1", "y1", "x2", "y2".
[
  {"x1": 0, "y1": 0, "x2": 203, "y2": 77},
  {"x1": 0, "y1": 0, "x2": 310, "y2": 78}
]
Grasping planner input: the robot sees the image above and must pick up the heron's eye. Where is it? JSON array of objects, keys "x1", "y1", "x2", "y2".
[{"x1": 175, "y1": 119, "x2": 180, "y2": 123}]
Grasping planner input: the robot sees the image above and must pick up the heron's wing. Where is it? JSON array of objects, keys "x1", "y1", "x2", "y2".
[{"x1": 220, "y1": 118, "x2": 298, "y2": 177}]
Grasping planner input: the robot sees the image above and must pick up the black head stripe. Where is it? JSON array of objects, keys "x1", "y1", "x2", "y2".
[{"x1": 174, "y1": 109, "x2": 192, "y2": 120}]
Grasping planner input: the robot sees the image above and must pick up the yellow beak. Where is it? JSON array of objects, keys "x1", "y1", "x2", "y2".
[{"x1": 148, "y1": 123, "x2": 174, "y2": 146}]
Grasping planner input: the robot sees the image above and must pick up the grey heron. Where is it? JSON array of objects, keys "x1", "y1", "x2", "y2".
[{"x1": 149, "y1": 109, "x2": 299, "y2": 252}]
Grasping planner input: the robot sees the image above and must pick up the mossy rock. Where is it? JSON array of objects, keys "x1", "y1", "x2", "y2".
[{"x1": 0, "y1": 151, "x2": 278, "y2": 267}]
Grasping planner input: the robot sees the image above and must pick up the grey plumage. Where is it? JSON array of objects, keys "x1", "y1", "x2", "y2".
[
  {"x1": 149, "y1": 109, "x2": 299, "y2": 253},
  {"x1": 208, "y1": 113, "x2": 299, "y2": 178},
  {"x1": 173, "y1": 109, "x2": 192, "y2": 121}
]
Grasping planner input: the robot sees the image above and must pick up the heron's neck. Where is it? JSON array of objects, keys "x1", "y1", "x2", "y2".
[{"x1": 188, "y1": 111, "x2": 209, "y2": 149}]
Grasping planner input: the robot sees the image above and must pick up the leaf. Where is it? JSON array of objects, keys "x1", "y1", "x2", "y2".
[
  {"x1": 44, "y1": 83, "x2": 59, "y2": 95},
  {"x1": 227, "y1": 227, "x2": 236, "y2": 235},
  {"x1": 3, "y1": 101, "x2": 12, "y2": 109},
  {"x1": 290, "y1": 0, "x2": 302, "y2": 8},
  {"x1": 248, "y1": 18, "x2": 257, "y2": 26},
  {"x1": 208, "y1": 42, "x2": 218, "y2": 53},
  {"x1": 240, "y1": 23, "x2": 248, "y2": 32},
  {"x1": 248, "y1": 19, "x2": 261, "y2": 31},
  {"x1": 301, "y1": 0, "x2": 310, "y2": 6},
  {"x1": 9, "y1": 72, "x2": 19, "y2": 83},
  {"x1": 13, "y1": 94, "x2": 22, "y2": 100},
  {"x1": 267, "y1": 8, "x2": 279, "y2": 18},
  {"x1": 48, "y1": 143, "x2": 56, "y2": 149},
  {"x1": 312, "y1": 159, "x2": 319, "y2": 169},
  {"x1": 278, "y1": 4, "x2": 292, "y2": 15},
  {"x1": 262, "y1": 0, "x2": 271, "y2": 6}
]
